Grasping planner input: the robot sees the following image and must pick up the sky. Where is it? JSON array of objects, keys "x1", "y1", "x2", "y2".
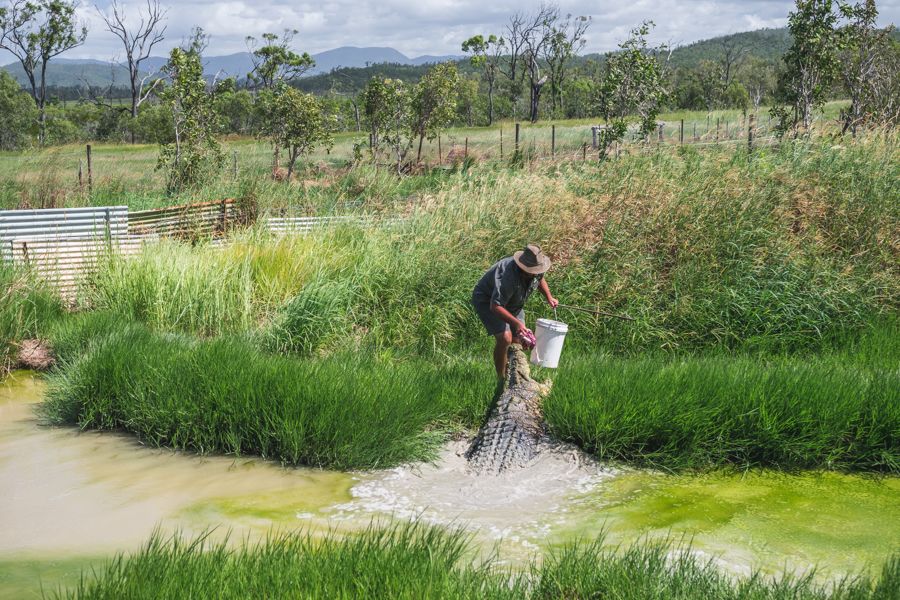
[{"x1": 22, "y1": 0, "x2": 900, "y2": 60}]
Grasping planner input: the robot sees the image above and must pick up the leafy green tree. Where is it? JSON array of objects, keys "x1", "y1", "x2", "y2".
[
  {"x1": 0, "y1": 0, "x2": 87, "y2": 144},
  {"x1": 363, "y1": 77, "x2": 413, "y2": 170},
  {"x1": 595, "y1": 22, "x2": 669, "y2": 157},
  {"x1": 156, "y1": 34, "x2": 224, "y2": 193},
  {"x1": 543, "y1": 14, "x2": 590, "y2": 117},
  {"x1": 456, "y1": 76, "x2": 479, "y2": 127},
  {"x1": 412, "y1": 62, "x2": 459, "y2": 163},
  {"x1": 130, "y1": 101, "x2": 174, "y2": 143},
  {"x1": 259, "y1": 84, "x2": 333, "y2": 179},
  {"x1": 214, "y1": 78, "x2": 256, "y2": 135},
  {"x1": 462, "y1": 34, "x2": 502, "y2": 125},
  {"x1": 740, "y1": 57, "x2": 777, "y2": 110},
  {"x1": 695, "y1": 59, "x2": 723, "y2": 111},
  {"x1": 0, "y1": 70, "x2": 36, "y2": 149},
  {"x1": 246, "y1": 30, "x2": 314, "y2": 90},
  {"x1": 773, "y1": 0, "x2": 844, "y2": 132}
]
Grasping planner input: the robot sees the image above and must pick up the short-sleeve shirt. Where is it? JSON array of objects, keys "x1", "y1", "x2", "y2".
[{"x1": 472, "y1": 257, "x2": 542, "y2": 314}]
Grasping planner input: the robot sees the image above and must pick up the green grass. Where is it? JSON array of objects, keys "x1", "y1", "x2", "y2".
[
  {"x1": 42, "y1": 316, "x2": 898, "y2": 474},
  {"x1": 50, "y1": 522, "x2": 900, "y2": 599},
  {"x1": 0, "y1": 265, "x2": 65, "y2": 373},
  {"x1": 42, "y1": 318, "x2": 493, "y2": 470},
  {"x1": 544, "y1": 322, "x2": 900, "y2": 473}
]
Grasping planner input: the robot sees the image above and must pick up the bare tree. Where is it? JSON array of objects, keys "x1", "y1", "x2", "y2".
[
  {"x1": 520, "y1": 4, "x2": 559, "y2": 123},
  {"x1": 499, "y1": 8, "x2": 551, "y2": 113},
  {"x1": 717, "y1": 35, "x2": 750, "y2": 91},
  {"x1": 0, "y1": 0, "x2": 87, "y2": 143},
  {"x1": 543, "y1": 13, "x2": 589, "y2": 116},
  {"x1": 97, "y1": 0, "x2": 167, "y2": 142}
]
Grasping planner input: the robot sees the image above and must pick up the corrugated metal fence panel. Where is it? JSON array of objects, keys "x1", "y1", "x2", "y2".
[
  {"x1": 266, "y1": 215, "x2": 405, "y2": 234},
  {"x1": 0, "y1": 206, "x2": 128, "y2": 262},
  {"x1": 129, "y1": 199, "x2": 236, "y2": 238},
  {"x1": 9, "y1": 235, "x2": 145, "y2": 297}
]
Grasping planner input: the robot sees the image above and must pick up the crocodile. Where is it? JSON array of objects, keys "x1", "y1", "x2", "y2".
[{"x1": 465, "y1": 344, "x2": 552, "y2": 474}]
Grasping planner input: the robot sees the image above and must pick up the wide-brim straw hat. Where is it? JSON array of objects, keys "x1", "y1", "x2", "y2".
[{"x1": 513, "y1": 244, "x2": 551, "y2": 275}]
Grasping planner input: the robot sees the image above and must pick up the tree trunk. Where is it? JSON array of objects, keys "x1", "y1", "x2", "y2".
[
  {"x1": 487, "y1": 80, "x2": 494, "y2": 126},
  {"x1": 416, "y1": 134, "x2": 425, "y2": 164}
]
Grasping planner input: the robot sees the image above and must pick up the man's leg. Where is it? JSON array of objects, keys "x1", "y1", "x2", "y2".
[{"x1": 493, "y1": 330, "x2": 513, "y2": 379}]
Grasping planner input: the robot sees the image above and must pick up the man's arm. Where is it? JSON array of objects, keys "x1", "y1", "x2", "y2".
[
  {"x1": 539, "y1": 278, "x2": 559, "y2": 308},
  {"x1": 490, "y1": 303, "x2": 528, "y2": 334}
]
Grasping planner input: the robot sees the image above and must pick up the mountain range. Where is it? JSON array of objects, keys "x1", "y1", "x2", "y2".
[{"x1": 0, "y1": 46, "x2": 463, "y2": 88}]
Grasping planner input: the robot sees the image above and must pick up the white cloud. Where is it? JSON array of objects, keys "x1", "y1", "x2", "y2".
[{"x1": 18, "y1": 0, "x2": 900, "y2": 61}]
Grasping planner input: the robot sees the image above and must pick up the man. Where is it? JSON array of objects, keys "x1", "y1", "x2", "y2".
[{"x1": 472, "y1": 244, "x2": 558, "y2": 378}]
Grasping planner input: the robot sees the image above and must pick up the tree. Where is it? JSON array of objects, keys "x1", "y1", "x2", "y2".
[
  {"x1": 0, "y1": 0, "x2": 87, "y2": 144},
  {"x1": 740, "y1": 57, "x2": 777, "y2": 111},
  {"x1": 716, "y1": 35, "x2": 750, "y2": 92},
  {"x1": 461, "y1": 33, "x2": 502, "y2": 125},
  {"x1": 498, "y1": 8, "x2": 553, "y2": 114},
  {"x1": 595, "y1": 22, "x2": 669, "y2": 157},
  {"x1": 773, "y1": 0, "x2": 844, "y2": 133},
  {"x1": 695, "y1": 59, "x2": 723, "y2": 111},
  {"x1": 214, "y1": 78, "x2": 256, "y2": 135},
  {"x1": 363, "y1": 77, "x2": 413, "y2": 170},
  {"x1": 246, "y1": 30, "x2": 314, "y2": 90},
  {"x1": 456, "y1": 76, "x2": 479, "y2": 127},
  {"x1": 838, "y1": 0, "x2": 899, "y2": 132},
  {"x1": 0, "y1": 69, "x2": 36, "y2": 149},
  {"x1": 157, "y1": 31, "x2": 224, "y2": 193},
  {"x1": 520, "y1": 4, "x2": 559, "y2": 123},
  {"x1": 411, "y1": 62, "x2": 459, "y2": 163},
  {"x1": 260, "y1": 84, "x2": 333, "y2": 179},
  {"x1": 543, "y1": 13, "x2": 590, "y2": 117},
  {"x1": 96, "y1": 0, "x2": 167, "y2": 143}
]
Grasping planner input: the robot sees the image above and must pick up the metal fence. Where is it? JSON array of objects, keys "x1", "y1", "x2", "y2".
[
  {"x1": 129, "y1": 199, "x2": 237, "y2": 239},
  {"x1": 0, "y1": 206, "x2": 128, "y2": 262}
]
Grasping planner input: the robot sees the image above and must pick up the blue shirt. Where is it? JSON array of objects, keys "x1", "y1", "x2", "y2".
[{"x1": 472, "y1": 257, "x2": 542, "y2": 314}]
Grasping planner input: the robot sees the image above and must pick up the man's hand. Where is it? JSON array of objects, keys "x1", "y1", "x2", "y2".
[{"x1": 547, "y1": 296, "x2": 559, "y2": 308}]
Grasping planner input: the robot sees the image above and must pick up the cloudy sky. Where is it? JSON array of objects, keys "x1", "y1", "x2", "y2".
[{"x1": 47, "y1": 0, "x2": 900, "y2": 59}]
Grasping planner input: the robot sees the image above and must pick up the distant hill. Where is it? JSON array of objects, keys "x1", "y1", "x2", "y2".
[
  {"x1": 668, "y1": 28, "x2": 793, "y2": 69},
  {"x1": 1, "y1": 46, "x2": 464, "y2": 87}
]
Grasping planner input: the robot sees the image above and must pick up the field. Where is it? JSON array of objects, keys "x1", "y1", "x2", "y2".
[{"x1": 2, "y1": 107, "x2": 899, "y2": 595}]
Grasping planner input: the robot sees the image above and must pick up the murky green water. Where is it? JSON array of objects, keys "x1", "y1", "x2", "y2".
[{"x1": 1, "y1": 372, "x2": 897, "y2": 597}]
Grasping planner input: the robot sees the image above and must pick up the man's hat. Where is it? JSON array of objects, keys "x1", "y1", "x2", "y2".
[{"x1": 513, "y1": 244, "x2": 551, "y2": 275}]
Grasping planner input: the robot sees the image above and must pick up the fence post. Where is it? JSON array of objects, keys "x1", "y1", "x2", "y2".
[
  {"x1": 221, "y1": 198, "x2": 228, "y2": 233},
  {"x1": 716, "y1": 118, "x2": 720, "y2": 143},
  {"x1": 500, "y1": 127, "x2": 503, "y2": 159},
  {"x1": 465, "y1": 137, "x2": 468, "y2": 159},
  {"x1": 679, "y1": 119, "x2": 684, "y2": 145},
  {"x1": 86, "y1": 144, "x2": 93, "y2": 194},
  {"x1": 693, "y1": 122, "x2": 697, "y2": 141},
  {"x1": 78, "y1": 159, "x2": 83, "y2": 188},
  {"x1": 515, "y1": 123, "x2": 520, "y2": 153},
  {"x1": 591, "y1": 125, "x2": 598, "y2": 149},
  {"x1": 748, "y1": 113, "x2": 755, "y2": 153},
  {"x1": 551, "y1": 125, "x2": 556, "y2": 156},
  {"x1": 582, "y1": 142, "x2": 586, "y2": 161}
]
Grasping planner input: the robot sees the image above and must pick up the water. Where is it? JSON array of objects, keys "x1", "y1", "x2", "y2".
[{"x1": 2, "y1": 372, "x2": 898, "y2": 596}]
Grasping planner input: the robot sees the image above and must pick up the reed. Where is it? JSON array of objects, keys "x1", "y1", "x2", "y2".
[
  {"x1": 51, "y1": 522, "x2": 900, "y2": 599},
  {"x1": 42, "y1": 319, "x2": 493, "y2": 470},
  {"x1": 544, "y1": 321, "x2": 900, "y2": 473}
]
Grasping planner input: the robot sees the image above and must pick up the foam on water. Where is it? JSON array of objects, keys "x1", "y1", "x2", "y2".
[{"x1": 328, "y1": 441, "x2": 616, "y2": 556}]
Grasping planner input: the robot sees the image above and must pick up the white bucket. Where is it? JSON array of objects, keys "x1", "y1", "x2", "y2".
[{"x1": 530, "y1": 318, "x2": 569, "y2": 369}]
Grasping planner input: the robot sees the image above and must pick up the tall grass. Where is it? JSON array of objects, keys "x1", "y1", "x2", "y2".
[
  {"x1": 73, "y1": 134, "x2": 897, "y2": 355},
  {"x1": 53, "y1": 522, "x2": 900, "y2": 599},
  {"x1": 0, "y1": 265, "x2": 64, "y2": 372},
  {"x1": 544, "y1": 322, "x2": 900, "y2": 473},
  {"x1": 43, "y1": 319, "x2": 493, "y2": 469}
]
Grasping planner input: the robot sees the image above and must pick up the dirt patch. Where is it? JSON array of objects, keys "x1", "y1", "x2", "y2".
[{"x1": 15, "y1": 339, "x2": 55, "y2": 371}]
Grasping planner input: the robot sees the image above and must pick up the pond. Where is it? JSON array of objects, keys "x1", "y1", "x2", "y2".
[{"x1": 2, "y1": 371, "x2": 897, "y2": 597}]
